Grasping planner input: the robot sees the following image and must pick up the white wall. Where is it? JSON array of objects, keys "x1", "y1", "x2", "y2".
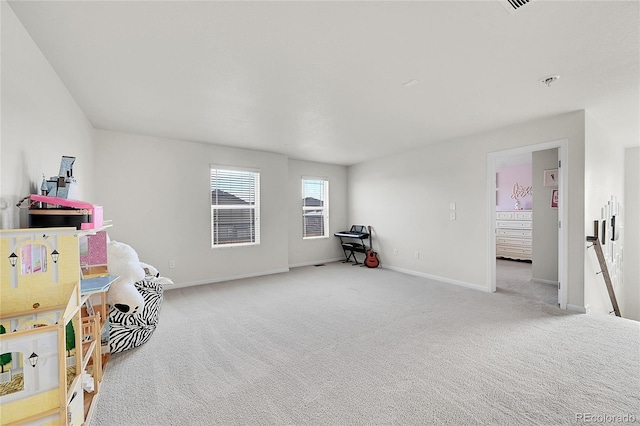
[
  {"x1": 4, "y1": 0, "x2": 633, "y2": 308},
  {"x1": 623, "y1": 147, "x2": 639, "y2": 320},
  {"x1": 0, "y1": 2, "x2": 350, "y2": 286},
  {"x1": 94, "y1": 130, "x2": 290, "y2": 286},
  {"x1": 0, "y1": 2, "x2": 95, "y2": 229},
  {"x1": 348, "y1": 111, "x2": 587, "y2": 307},
  {"x1": 0, "y1": 0, "x2": 349, "y2": 286},
  {"x1": 287, "y1": 159, "x2": 347, "y2": 267},
  {"x1": 532, "y1": 148, "x2": 559, "y2": 283},
  {"x1": 583, "y1": 113, "x2": 628, "y2": 316}
]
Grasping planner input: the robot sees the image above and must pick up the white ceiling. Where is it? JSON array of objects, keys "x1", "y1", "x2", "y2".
[{"x1": 8, "y1": 1, "x2": 639, "y2": 166}]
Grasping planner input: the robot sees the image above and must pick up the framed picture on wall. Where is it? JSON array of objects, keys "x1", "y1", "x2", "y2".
[
  {"x1": 550, "y1": 189, "x2": 559, "y2": 208},
  {"x1": 544, "y1": 169, "x2": 558, "y2": 186}
]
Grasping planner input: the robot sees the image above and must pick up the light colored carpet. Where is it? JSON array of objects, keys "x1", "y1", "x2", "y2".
[
  {"x1": 93, "y1": 262, "x2": 639, "y2": 425},
  {"x1": 496, "y1": 259, "x2": 558, "y2": 307}
]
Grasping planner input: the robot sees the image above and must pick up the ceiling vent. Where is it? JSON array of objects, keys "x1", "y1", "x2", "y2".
[{"x1": 500, "y1": 0, "x2": 534, "y2": 13}]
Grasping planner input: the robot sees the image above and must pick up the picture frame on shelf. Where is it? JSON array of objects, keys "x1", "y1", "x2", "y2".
[
  {"x1": 544, "y1": 169, "x2": 558, "y2": 186},
  {"x1": 550, "y1": 189, "x2": 559, "y2": 209}
]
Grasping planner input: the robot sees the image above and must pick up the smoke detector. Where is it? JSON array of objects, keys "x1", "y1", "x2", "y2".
[{"x1": 540, "y1": 75, "x2": 560, "y2": 87}]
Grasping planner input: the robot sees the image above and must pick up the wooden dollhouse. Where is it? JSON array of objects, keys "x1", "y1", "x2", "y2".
[{"x1": 0, "y1": 227, "x2": 112, "y2": 425}]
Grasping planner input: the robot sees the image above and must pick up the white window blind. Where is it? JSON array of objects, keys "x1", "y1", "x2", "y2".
[
  {"x1": 210, "y1": 166, "x2": 260, "y2": 247},
  {"x1": 302, "y1": 178, "x2": 329, "y2": 239}
]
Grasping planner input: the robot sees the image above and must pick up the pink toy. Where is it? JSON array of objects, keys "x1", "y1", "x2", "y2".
[{"x1": 29, "y1": 194, "x2": 103, "y2": 230}]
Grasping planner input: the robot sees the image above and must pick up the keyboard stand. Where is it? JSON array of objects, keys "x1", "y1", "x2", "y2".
[{"x1": 334, "y1": 226, "x2": 370, "y2": 265}]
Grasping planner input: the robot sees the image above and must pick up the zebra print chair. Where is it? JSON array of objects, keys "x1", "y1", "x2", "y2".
[{"x1": 109, "y1": 278, "x2": 165, "y2": 354}]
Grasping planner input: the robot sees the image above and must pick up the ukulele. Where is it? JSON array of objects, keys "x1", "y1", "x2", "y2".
[{"x1": 365, "y1": 226, "x2": 380, "y2": 268}]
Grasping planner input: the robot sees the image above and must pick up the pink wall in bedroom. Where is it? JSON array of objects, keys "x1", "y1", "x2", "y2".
[{"x1": 496, "y1": 163, "x2": 533, "y2": 210}]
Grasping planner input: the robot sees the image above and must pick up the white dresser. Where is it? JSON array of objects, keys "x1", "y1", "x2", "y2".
[{"x1": 496, "y1": 210, "x2": 532, "y2": 261}]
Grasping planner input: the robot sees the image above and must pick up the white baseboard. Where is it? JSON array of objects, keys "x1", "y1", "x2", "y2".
[
  {"x1": 531, "y1": 278, "x2": 559, "y2": 286},
  {"x1": 165, "y1": 268, "x2": 290, "y2": 290},
  {"x1": 382, "y1": 265, "x2": 490, "y2": 293},
  {"x1": 567, "y1": 304, "x2": 587, "y2": 314},
  {"x1": 289, "y1": 258, "x2": 343, "y2": 268}
]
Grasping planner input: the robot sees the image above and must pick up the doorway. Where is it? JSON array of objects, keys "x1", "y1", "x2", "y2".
[
  {"x1": 496, "y1": 259, "x2": 558, "y2": 305},
  {"x1": 487, "y1": 140, "x2": 568, "y2": 309}
]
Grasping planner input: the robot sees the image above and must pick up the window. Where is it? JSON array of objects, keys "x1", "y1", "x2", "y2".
[
  {"x1": 20, "y1": 244, "x2": 47, "y2": 275},
  {"x1": 302, "y1": 178, "x2": 329, "y2": 238},
  {"x1": 210, "y1": 166, "x2": 260, "y2": 247}
]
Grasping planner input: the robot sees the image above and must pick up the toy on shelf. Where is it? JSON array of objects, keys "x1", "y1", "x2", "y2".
[
  {"x1": 15, "y1": 156, "x2": 108, "y2": 231},
  {"x1": 16, "y1": 194, "x2": 105, "y2": 231},
  {"x1": 28, "y1": 194, "x2": 104, "y2": 231},
  {"x1": 0, "y1": 227, "x2": 112, "y2": 425},
  {"x1": 40, "y1": 155, "x2": 78, "y2": 199}
]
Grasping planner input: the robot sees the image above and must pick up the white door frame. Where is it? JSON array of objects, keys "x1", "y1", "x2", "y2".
[{"x1": 487, "y1": 139, "x2": 569, "y2": 309}]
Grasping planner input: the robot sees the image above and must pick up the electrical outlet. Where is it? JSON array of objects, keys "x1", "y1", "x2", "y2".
[
  {"x1": 450, "y1": 202, "x2": 456, "y2": 210},
  {"x1": 169, "y1": 260, "x2": 175, "y2": 269},
  {"x1": 450, "y1": 212, "x2": 456, "y2": 221},
  {"x1": 414, "y1": 251, "x2": 420, "y2": 259},
  {"x1": 393, "y1": 249, "x2": 398, "y2": 255}
]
